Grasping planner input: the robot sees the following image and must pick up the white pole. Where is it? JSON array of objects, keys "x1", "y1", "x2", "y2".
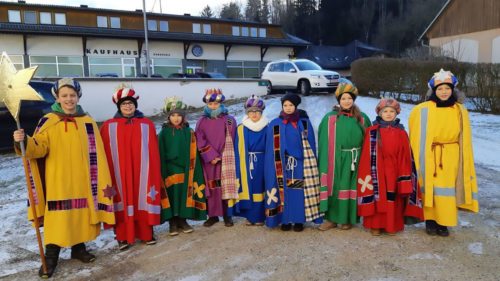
[{"x1": 142, "y1": 0, "x2": 151, "y2": 77}]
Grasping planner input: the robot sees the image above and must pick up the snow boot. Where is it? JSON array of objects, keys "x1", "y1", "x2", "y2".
[
  {"x1": 71, "y1": 243, "x2": 96, "y2": 263},
  {"x1": 38, "y1": 244, "x2": 60, "y2": 278}
]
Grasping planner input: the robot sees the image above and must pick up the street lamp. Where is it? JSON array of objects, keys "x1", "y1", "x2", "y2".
[{"x1": 142, "y1": 0, "x2": 151, "y2": 78}]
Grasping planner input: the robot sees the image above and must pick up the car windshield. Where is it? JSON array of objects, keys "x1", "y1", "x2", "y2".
[{"x1": 294, "y1": 61, "x2": 322, "y2": 71}]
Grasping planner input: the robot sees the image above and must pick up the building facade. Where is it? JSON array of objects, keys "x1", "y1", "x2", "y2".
[
  {"x1": 0, "y1": 1, "x2": 309, "y2": 78},
  {"x1": 419, "y1": 0, "x2": 500, "y2": 63}
]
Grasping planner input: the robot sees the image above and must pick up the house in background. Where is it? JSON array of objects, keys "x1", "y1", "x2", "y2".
[
  {"x1": 419, "y1": 0, "x2": 500, "y2": 63},
  {"x1": 298, "y1": 40, "x2": 386, "y2": 77}
]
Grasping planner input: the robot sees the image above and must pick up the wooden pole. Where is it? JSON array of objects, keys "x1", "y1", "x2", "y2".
[{"x1": 16, "y1": 119, "x2": 47, "y2": 275}]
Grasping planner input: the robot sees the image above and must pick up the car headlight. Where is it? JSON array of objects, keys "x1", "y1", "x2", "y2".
[{"x1": 310, "y1": 74, "x2": 321, "y2": 79}]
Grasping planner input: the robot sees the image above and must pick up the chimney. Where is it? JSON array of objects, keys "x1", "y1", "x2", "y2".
[
  {"x1": 18, "y1": 0, "x2": 26, "y2": 3},
  {"x1": 80, "y1": 4, "x2": 88, "y2": 8},
  {"x1": 184, "y1": 13, "x2": 191, "y2": 17}
]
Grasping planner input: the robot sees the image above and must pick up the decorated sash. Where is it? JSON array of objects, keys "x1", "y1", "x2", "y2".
[
  {"x1": 221, "y1": 117, "x2": 238, "y2": 199},
  {"x1": 300, "y1": 120, "x2": 322, "y2": 221},
  {"x1": 266, "y1": 125, "x2": 285, "y2": 217}
]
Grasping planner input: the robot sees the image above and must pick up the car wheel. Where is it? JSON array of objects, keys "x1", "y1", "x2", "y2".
[
  {"x1": 267, "y1": 82, "x2": 273, "y2": 95},
  {"x1": 299, "y1": 80, "x2": 311, "y2": 96}
]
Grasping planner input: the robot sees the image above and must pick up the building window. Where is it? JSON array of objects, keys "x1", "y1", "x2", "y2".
[
  {"x1": 110, "y1": 17, "x2": 120, "y2": 28},
  {"x1": 148, "y1": 20, "x2": 157, "y2": 31},
  {"x1": 192, "y1": 23, "x2": 201, "y2": 33},
  {"x1": 203, "y1": 24, "x2": 211, "y2": 34},
  {"x1": 8, "y1": 10, "x2": 21, "y2": 23},
  {"x1": 227, "y1": 61, "x2": 260, "y2": 78},
  {"x1": 97, "y1": 16, "x2": 108, "y2": 28},
  {"x1": 159, "y1": 21, "x2": 168, "y2": 32},
  {"x1": 55, "y1": 13, "x2": 66, "y2": 25},
  {"x1": 259, "y1": 28, "x2": 266, "y2": 38},
  {"x1": 10, "y1": 55, "x2": 24, "y2": 70},
  {"x1": 152, "y1": 58, "x2": 182, "y2": 77},
  {"x1": 232, "y1": 26, "x2": 240, "y2": 36},
  {"x1": 24, "y1": 11, "x2": 37, "y2": 24},
  {"x1": 250, "y1": 27, "x2": 258, "y2": 37},
  {"x1": 89, "y1": 57, "x2": 136, "y2": 78},
  {"x1": 39, "y1": 12, "x2": 52, "y2": 24},
  {"x1": 241, "y1": 27, "x2": 249, "y2": 37},
  {"x1": 30, "y1": 56, "x2": 84, "y2": 77}
]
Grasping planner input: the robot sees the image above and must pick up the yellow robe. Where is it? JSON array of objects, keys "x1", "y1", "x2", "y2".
[
  {"x1": 19, "y1": 113, "x2": 115, "y2": 247},
  {"x1": 409, "y1": 101, "x2": 478, "y2": 226}
]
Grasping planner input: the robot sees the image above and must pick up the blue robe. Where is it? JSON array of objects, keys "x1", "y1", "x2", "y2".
[
  {"x1": 264, "y1": 116, "x2": 322, "y2": 227},
  {"x1": 235, "y1": 124, "x2": 267, "y2": 224}
]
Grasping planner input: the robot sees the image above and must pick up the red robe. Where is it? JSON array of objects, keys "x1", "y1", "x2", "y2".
[
  {"x1": 357, "y1": 120, "x2": 423, "y2": 233},
  {"x1": 100, "y1": 113, "x2": 163, "y2": 243}
]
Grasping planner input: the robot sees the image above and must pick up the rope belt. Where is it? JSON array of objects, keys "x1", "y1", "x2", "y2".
[
  {"x1": 248, "y1": 151, "x2": 263, "y2": 179},
  {"x1": 341, "y1": 147, "x2": 361, "y2": 171},
  {"x1": 432, "y1": 141, "x2": 458, "y2": 177},
  {"x1": 286, "y1": 155, "x2": 298, "y2": 181}
]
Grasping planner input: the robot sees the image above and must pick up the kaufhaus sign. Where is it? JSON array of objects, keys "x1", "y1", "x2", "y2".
[{"x1": 85, "y1": 49, "x2": 139, "y2": 56}]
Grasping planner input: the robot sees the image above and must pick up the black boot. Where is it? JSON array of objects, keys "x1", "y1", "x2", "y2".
[
  {"x1": 293, "y1": 223, "x2": 304, "y2": 232},
  {"x1": 71, "y1": 243, "x2": 96, "y2": 263},
  {"x1": 223, "y1": 215, "x2": 234, "y2": 227},
  {"x1": 203, "y1": 216, "x2": 219, "y2": 227},
  {"x1": 436, "y1": 224, "x2": 450, "y2": 237},
  {"x1": 178, "y1": 218, "x2": 194, "y2": 233},
  {"x1": 169, "y1": 217, "x2": 180, "y2": 236},
  {"x1": 38, "y1": 244, "x2": 60, "y2": 278},
  {"x1": 280, "y1": 223, "x2": 292, "y2": 231},
  {"x1": 425, "y1": 220, "x2": 438, "y2": 236}
]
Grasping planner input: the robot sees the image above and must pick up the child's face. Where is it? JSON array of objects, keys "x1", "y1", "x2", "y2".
[
  {"x1": 380, "y1": 107, "x2": 397, "y2": 122},
  {"x1": 169, "y1": 113, "x2": 183, "y2": 126},
  {"x1": 339, "y1": 93, "x2": 353, "y2": 110},
  {"x1": 120, "y1": 100, "x2": 136, "y2": 117},
  {"x1": 435, "y1": 84, "x2": 452, "y2": 101},
  {"x1": 207, "y1": 101, "x2": 220, "y2": 110},
  {"x1": 56, "y1": 86, "x2": 79, "y2": 114},
  {"x1": 282, "y1": 100, "x2": 296, "y2": 114},
  {"x1": 247, "y1": 110, "x2": 262, "y2": 122}
]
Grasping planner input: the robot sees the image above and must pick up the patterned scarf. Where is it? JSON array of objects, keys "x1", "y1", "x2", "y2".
[
  {"x1": 279, "y1": 110, "x2": 300, "y2": 128},
  {"x1": 203, "y1": 104, "x2": 228, "y2": 118},
  {"x1": 221, "y1": 117, "x2": 238, "y2": 200},
  {"x1": 300, "y1": 120, "x2": 322, "y2": 222}
]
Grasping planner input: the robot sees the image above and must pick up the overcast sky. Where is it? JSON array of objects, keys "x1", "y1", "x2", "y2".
[{"x1": 6, "y1": 0, "x2": 246, "y2": 16}]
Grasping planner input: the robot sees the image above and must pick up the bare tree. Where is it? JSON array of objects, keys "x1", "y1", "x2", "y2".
[
  {"x1": 261, "y1": 0, "x2": 270, "y2": 23},
  {"x1": 245, "y1": 0, "x2": 262, "y2": 22}
]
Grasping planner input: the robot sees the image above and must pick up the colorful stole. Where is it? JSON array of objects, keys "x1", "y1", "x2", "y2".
[
  {"x1": 187, "y1": 130, "x2": 206, "y2": 210},
  {"x1": 300, "y1": 120, "x2": 322, "y2": 221},
  {"x1": 266, "y1": 125, "x2": 285, "y2": 217},
  {"x1": 237, "y1": 125, "x2": 251, "y2": 201},
  {"x1": 221, "y1": 117, "x2": 238, "y2": 199}
]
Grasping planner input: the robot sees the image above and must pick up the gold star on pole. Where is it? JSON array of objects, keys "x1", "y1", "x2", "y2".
[{"x1": 0, "y1": 52, "x2": 42, "y2": 122}]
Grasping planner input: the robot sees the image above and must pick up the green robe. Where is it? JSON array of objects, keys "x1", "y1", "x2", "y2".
[
  {"x1": 158, "y1": 125, "x2": 207, "y2": 222},
  {"x1": 318, "y1": 110, "x2": 371, "y2": 224}
]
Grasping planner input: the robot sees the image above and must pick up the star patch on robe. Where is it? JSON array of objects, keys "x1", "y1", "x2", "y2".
[
  {"x1": 358, "y1": 175, "x2": 373, "y2": 193},
  {"x1": 193, "y1": 182, "x2": 205, "y2": 198},
  {"x1": 148, "y1": 186, "x2": 158, "y2": 200},
  {"x1": 103, "y1": 185, "x2": 117, "y2": 199},
  {"x1": 267, "y1": 188, "x2": 278, "y2": 205}
]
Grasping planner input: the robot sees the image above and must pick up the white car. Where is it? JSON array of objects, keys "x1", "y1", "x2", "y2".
[{"x1": 261, "y1": 59, "x2": 340, "y2": 95}]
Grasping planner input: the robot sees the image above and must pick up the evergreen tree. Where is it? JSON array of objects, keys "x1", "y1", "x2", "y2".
[
  {"x1": 200, "y1": 5, "x2": 214, "y2": 18},
  {"x1": 220, "y1": 2, "x2": 243, "y2": 20}
]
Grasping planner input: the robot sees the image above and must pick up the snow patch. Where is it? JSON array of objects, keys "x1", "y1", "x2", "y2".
[
  {"x1": 468, "y1": 242, "x2": 483, "y2": 255},
  {"x1": 408, "y1": 253, "x2": 443, "y2": 260},
  {"x1": 234, "y1": 269, "x2": 273, "y2": 281}
]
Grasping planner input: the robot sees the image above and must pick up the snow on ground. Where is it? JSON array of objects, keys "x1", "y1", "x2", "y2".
[{"x1": 1, "y1": 94, "x2": 499, "y2": 277}]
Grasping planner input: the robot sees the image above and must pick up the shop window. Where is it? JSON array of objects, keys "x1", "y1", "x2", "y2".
[
  {"x1": 152, "y1": 58, "x2": 182, "y2": 77},
  {"x1": 89, "y1": 57, "x2": 136, "y2": 78},
  {"x1": 97, "y1": 16, "x2": 108, "y2": 28},
  {"x1": 232, "y1": 26, "x2": 240, "y2": 36},
  {"x1": 24, "y1": 11, "x2": 37, "y2": 24},
  {"x1": 227, "y1": 61, "x2": 260, "y2": 78},
  {"x1": 110, "y1": 17, "x2": 120, "y2": 28},
  {"x1": 8, "y1": 10, "x2": 21, "y2": 23},
  {"x1": 9, "y1": 55, "x2": 24, "y2": 70},
  {"x1": 40, "y1": 12, "x2": 52, "y2": 24},
  {"x1": 192, "y1": 23, "x2": 201, "y2": 33},
  {"x1": 30, "y1": 56, "x2": 83, "y2": 77},
  {"x1": 159, "y1": 21, "x2": 169, "y2": 32},
  {"x1": 148, "y1": 20, "x2": 157, "y2": 31},
  {"x1": 55, "y1": 13, "x2": 66, "y2": 25}
]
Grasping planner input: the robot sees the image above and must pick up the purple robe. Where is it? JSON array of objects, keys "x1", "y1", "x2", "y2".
[{"x1": 195, "y1": 114, "x2": 237, "y2": 217}]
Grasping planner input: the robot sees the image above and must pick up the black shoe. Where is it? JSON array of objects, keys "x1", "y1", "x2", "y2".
[
  {"x1": 425, "y1": 220, "x2": 438, "y2": 236},
  {"x1": 436, "y1": 225, "x2": 450, "y2": 237},
  {"x1": 178, "y1": 218, "x2": 194, "y2": 233},
  {"x1": 38, "y1": 244, "x2": 60, "y2": 278},
  {"x1": 223, "y1": 216, "x2": 234, "y2": 227},
  {"x1": 145, "y1": 237, "x2": 157, "y2": 245},
  {"x1": 280, "y1": 223, "x2": 292, "y2": 231},
  {"x1": 169, "y1": 218, "x2": 180, "y2": 236},
  {"x1": 117, "y1": 241, "x2": 130, "y2": 251},
  {"x1": 71, "y1": 243, "x2": 96, "y2": 263},
  {"x1": 293, "y1": 223, "x2": 304, "y2": 232},
  {"x1": 203, "y1": 216, "x2": 219, "y2": 227}
]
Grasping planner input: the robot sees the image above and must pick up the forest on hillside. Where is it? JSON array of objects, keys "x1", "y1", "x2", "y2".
[{"x1": 200, "y1": 0, "x2": 447, "y2": 55}]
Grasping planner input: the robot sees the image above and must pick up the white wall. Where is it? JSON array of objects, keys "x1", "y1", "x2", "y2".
[
  {"x1": 263, "y1": 47, "x2": 293, "y2": 61},
  {"x1": 147, "y1": 41, "x2": 184, "y2": 58},
  {"x1": 0, "y1": 34, "x2": 23, "y2": 55},
  {"x1": 441, "y1": 38, "x2": 479, "y2": 63},
  {"x1": 27, "y1": 36, "x2": 83, "y2": 56},
  {"x1": 77, "y1": 79, "x2": 268, "y2": 121},
  {"x1": 186, "y1": 43, "x2": 225, "y2": 60},
  {"x1": 227, "y1": 45, "x2": 260, "y2": 61}
]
